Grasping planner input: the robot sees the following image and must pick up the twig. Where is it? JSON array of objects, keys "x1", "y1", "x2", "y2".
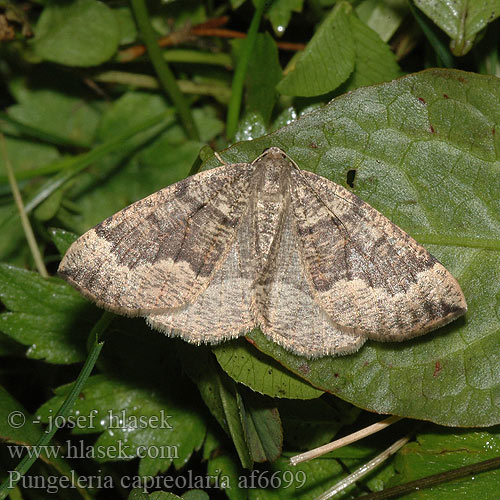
[
  {"x1": 314, "y1": 434, "x2": 411, "y2": 500},
  {"x1": 117, "y1": 15, "x2": 305, "y2": 62},
  {"x1": 290, "y1": 415, "x2": 402, "y2": 466},
  {"x1": 0, "y1": 134, "x2": 48, "y2": 278},
  {"x1": 352, "y1": 455, "x2": 500, "y2": 500}
]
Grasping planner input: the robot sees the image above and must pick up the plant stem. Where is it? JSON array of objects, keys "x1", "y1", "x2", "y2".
[
  {"x1": 226, "y1": 0, "x2": 267, "y2": 139},
  {"x1": 0, "y1": 111, "x2": 173, "y2": 229},
  {"x1": 130, "y1": 0, "x2": 199, "y2": 141},
  {"x1": 353, "y1": 455, "x2": 500, "y2": 500},
  {"x1": 1, "y1": 134, "x2": 48, "y2": 278}
]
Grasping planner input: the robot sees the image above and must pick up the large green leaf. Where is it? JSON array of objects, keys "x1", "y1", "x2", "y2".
[
  {"x1": 414, "y1": 0, "x2": 500, "y2": 56},
  {"x1": 203, "y1": 69, "x2": 500, "y2": 426}
]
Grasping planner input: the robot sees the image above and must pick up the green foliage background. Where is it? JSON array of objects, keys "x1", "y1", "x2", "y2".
[{"x1": 1, "y1": 0, "x2": 500, "y2": 499}]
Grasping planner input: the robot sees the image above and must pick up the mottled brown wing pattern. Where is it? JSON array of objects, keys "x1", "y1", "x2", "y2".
[
  {"x1": 290, "y1": 168, "x2": 467, "y2": 341},
  {"x1": 145, "y1": 203, "x2": 256, "y2": 343},
  {"x1": 59, "y1": 147, "x2": 467, "y2": 358},
  {"x1": 257, "y1": 203, "x2": 365, "y2": 357},
  {"x1": 59, "y1": 162, "x2": 254, "y2": 315}
]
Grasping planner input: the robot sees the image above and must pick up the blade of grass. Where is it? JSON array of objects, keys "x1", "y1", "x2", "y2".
[
  {"x1": 353, "y1": 456, "x2": 500, "y2": 500},
  {"x1": 0, "y1": 112, "x2": 90, "y2": 149},
  {"x1": 0, "y1": 311, "x2": 113, "y2": 500},
  {"x1": 130, "y1": 0, "x2": 199, "y2": 141},
  {"x1": 0, "y1": 134, "x2": 48, "y2": 278},
  {"x1": 409, "y1": 1, "x2": 454, "y2": 68},
  {"x1": 226, "y1": 0, "x2": 267, "y2": 139},
  {"x1": 94, "y1": 72, "x2": 232, "y2": 102},
  {"x1": 0, "y1": 110, "x2": 174, "y2": 230}
]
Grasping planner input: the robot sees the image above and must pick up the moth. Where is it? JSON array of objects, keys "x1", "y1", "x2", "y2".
[{"x1": 59, "y1": 147, "x2": 467, "y2": 358}]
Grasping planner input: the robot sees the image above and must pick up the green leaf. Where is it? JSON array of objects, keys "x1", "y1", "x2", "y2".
[
  {"x1": 205, "y1": 437, "x2": 246, "y2": 500},
  {"x1": 33, "y1": 0, "x2": 120, "y2": 66},
  {"x1": 245, "y1": 33, "x2": 282, "y2": 123},
  {"x1": 179, "y1": 346, "x2": 232, "y2": 434},
  {"x1": 48, "y1": 228, "x2": 78, "y2": 256},
  {"x1": 237, "y1": 389, "x2": 282, "y2": 463},
  {"x1": 0, "y1": 136, "x2": 59, "y2": 178},
  {"x1": 192, "y1": 106, "x2": 225, "y2": 143},
  {"x1": 213, "y1": 338, "x2": 323, "y2": 399},
  {"x1": 33, "y1": 187, "x2": 64, "y2": 221},
  {"x1": 0, "y1": 206, "x2": 26, "y2": 265},
  {"x1": 0, "y1": 384, "x2": 44, "y2": 446},
  {"x1": 277, "y1": 2, "x2": 355, "y2": 97},
  {"x1": 96, "y1": 92, "x2": 169, "y2": 141},
  {"x1": 0, "y1": 264, "x2": 97, "y2": 363},
  {"x1": 0, "y1": 385, "x2": 87, "y2": 495},
  {"x1": 179, "y1": 344, "x2": 253, "y2": 469},
  {"x1": 180, "y1": 344, "x2": 283, "y2": 466},
  {"x1": 276, "y1": 5, "x2": 401, "y2": 97},
  {"x1": 0, "y1": 136, "x2": 60, "y2": 265},
  {"x1": 391, "y1": 427, "x2": 500, "y2": 498},
  {"x1": 356, "y1": 0, "x2": 407, "y2": 42},
  {"x1": 414, "y1": 0, "x2": 500, "y2": 56},
  {"x1": 202, "y1": 68, "x2": 500, "y2": 427},
  {"x1": 341, "y1": 13, "x2": 402, "y2": 91},
  {"x1": 37, "y1": 353, "x2": 206, "y2": 477},
  {"x1": 218, "y1": 376, "x2": 254, "y2": 469},
  {"x1": 8, "y1": 73, "x2": 101, "y2": 147},
  {"x1": 267, "y1": 0, "x2": 303, "y2": 36},
  {"x1": 61, "y1": 93, "x2": 192, "y2": 233},
  {"x1": 114, "y1": 6, "x2": 137, "y2": 45}
]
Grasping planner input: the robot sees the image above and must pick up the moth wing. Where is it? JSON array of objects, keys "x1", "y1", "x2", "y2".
[
  {"x1": 59, "y1": 162, "x2": 254, "y2": 315},
  {"x1": 145, "y1": 202, "x2": 256, "y2": 343},
  {"x1": 290, "y1": 169, "x2": 467, "y2": 341},
  {"x1": 258, "y1": 205, "x2": 365, "y2": 357}
]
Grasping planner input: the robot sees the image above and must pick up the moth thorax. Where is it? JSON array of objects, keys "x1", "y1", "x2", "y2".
[{"x1": 250, "y1": 162, "x2": 290, "y2": 271}]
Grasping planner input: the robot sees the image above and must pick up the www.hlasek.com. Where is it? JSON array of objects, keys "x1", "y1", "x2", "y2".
[
  {"x1": 7, "y1": 441, "x2": 179, "y2": 460},
  {"x1": 8, "y1": 469, "x2": 308, "y2": 494}
]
